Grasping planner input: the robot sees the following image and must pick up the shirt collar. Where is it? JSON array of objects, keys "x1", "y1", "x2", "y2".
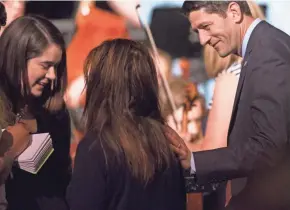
[{"x1": 241, "y1": 18, "x2": 262, "y2": 58}]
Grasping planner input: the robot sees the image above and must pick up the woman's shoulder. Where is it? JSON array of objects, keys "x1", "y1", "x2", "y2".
[
  {"x1": 78, "y1": 132, "x2": 98, "y2": 148},
  {"x1": 77, "y1": 131, "x2": 122, "y2": 170},
  {"x1": 77, "y1": 132, "x2": 104, "y2": 156},
  {"x1": 74, "y1": 131, "x2": 108, "y2": 171}
]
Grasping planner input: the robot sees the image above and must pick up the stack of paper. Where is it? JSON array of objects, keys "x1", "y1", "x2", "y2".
[{"x1": 16, "y1": 133, "x2": 54, "y2": 174}]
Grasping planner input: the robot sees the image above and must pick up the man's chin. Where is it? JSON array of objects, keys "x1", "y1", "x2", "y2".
[{"x1": 217, "y1": 50, "x2": 231, "y2": 58}]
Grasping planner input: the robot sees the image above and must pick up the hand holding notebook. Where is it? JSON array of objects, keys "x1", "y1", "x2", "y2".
[
  {"x1": 0, "y1": 124, "x2": 32, "y2": 158},
  {"x1": 0, "y1": 128, "x2": 53, "y2": 174},
  {"x1": 15, "y1": 133, "x2": 54, "y2": 174}
]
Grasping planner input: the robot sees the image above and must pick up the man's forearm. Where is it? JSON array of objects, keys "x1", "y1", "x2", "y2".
[{"x1": 185, "y1": 154, "x2": 221, "y2": 193}]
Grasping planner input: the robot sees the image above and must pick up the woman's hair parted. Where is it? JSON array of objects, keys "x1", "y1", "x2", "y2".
[
  {"x1": 83, "y1": 39, "x2": 176, "y2": 184},
  {"x1": 0, "y1": 15, "x2": 67, "y2": 115}
]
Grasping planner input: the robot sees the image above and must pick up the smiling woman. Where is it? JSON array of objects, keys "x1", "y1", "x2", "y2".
[
  {"x1": 0, "y1": 15, "x2": 71, "y2": 210},
  {"x1": 0, "y1": 15, "x2": 67, "y2": 112},
  {"x1": 27, "y1": 44, "x2": 62, "y2": 97}
]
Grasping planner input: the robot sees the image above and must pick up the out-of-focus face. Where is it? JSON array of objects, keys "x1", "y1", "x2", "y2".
[
  {"x1": 0, "y1": 1, "x2": 25, "y2": 35},
  {"x1": 167, "y1": 98, "x2": 204, "y2": 142},
  {"x1": 188, "y1": 3, "x2": 242, "y2": 57},
  {"x1": 188, "y1": 98, "x2": 204, "y2": 121},
  {"x1": 64, "y1": 75, "x2": 86, "y2": 109},
  {"x1": 2, "y1": 1, "x2": 24, "y2": 25},
  {"x1": 27, "y1": 44, "x2": 62, "y2": 97},
  {"x1": 154, "y1": 54, "x2": 171, "y2": 85}
]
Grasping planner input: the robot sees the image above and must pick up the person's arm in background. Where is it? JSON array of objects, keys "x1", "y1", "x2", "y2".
[
  {"x1": 0, "y1": 119, "x2": 36, "y2": 184},
  {"x1": 201, "y1": 71, "x2": 238, "y2": 150},
  {"x1": 107, "y1": 0, "x2": 140, "y2": 27},
  {"x1": 0, "y1": 1, "x2": 25, "y2": 36}
]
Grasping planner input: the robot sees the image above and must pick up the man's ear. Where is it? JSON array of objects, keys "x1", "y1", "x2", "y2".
[{"x1": 227, "y1": 2, "x2": 243, "y2": 23}]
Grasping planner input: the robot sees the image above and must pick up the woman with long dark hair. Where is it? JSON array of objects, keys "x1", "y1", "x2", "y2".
[
  {"x1": 67, "y1": 39, "x2": 186, "y2": 210},
  {"x1": 0, "y1": 15, "x2": 71, "y2": 210}
]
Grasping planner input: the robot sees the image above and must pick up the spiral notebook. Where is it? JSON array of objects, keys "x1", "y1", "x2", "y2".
[{"x1": 16, "y1": 133, "x2": 54, "y2": 174}]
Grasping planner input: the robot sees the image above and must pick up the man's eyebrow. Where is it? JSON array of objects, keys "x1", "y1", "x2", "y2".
[
  {"x1": 191, "y1": 21, "x2": 212, "y2": 33},
  {"x1": 197, "y1": 21, "x2": 212, "y2": 29}
]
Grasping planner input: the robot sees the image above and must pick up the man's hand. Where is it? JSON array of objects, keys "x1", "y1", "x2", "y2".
[{"x1": 165, "y1": 127, "x2": 192, "y2": 170}]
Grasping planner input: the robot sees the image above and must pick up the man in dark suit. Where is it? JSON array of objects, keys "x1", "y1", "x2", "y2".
[{"x1": 169, "y1": 1, "x2": 290, "y2": 210}]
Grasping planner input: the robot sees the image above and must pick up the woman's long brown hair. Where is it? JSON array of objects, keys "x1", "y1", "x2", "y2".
[
  {"x1": 0, "y1": 94, "x2": 7, "y2": 127},
  {"x1": 0, "y1": 15, "x2": 67, "y2": 118},
  {"x1": 83, "y1": 39, "x2": 176, "y2": 184}
]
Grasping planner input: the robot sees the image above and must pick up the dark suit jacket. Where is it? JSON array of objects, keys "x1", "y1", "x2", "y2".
[
  {"x1": 192, "y1": 21, "x2": 290, "y2": 210},
  {"x1": 67, "y1": 132, "x2": 186, "y2": 210}
]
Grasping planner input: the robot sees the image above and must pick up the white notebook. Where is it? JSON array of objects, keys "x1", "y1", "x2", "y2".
[{"x1": 16, "y1": 133, "x2": 54, "y2": 174}]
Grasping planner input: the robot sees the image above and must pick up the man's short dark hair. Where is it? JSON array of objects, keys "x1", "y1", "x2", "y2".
[
  {"x1": 0, "y1": 2, "x2": 7, "y2": 27},
  {"x1": 182, "y1": 1, "x2": 252, "y2": 18}
]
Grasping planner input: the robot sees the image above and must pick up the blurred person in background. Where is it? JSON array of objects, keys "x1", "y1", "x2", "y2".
[
  {"x1": 67, "y1": 39, "x2": 186, "y2": 210},
  {"x1": 161, "y1": 60, "x2": 206, "y2": 210},
  {"x1": 0, "y1": 2, "x2": 6, "y2": 30},
  {"x1": 166, "y1": 78, "x2": 206, "y2": 152},
  {"x1": 0, "y1": 15, "x2": 71, "y2": 210},
  {"x1": 65, "y1": 1, "x2": 130, "y2": 163},
  {"x1": 0, "y1": 1, "x2": 25, "y2": 35}
]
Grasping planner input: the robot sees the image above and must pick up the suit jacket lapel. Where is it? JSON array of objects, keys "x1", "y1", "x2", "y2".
[
  {"x1": 233, "y1": 58, "x2": 249, "y2": 111},
  {"x1": 227, "y1": 21, "x2": 267, "y2": 136},
  {"x1": 228, "y1": 58, "x2": 248, "y2": 135}
]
